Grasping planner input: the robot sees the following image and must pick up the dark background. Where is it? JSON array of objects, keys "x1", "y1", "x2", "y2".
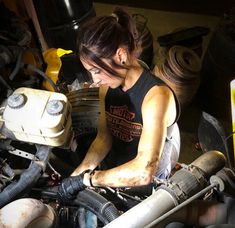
[{"x1": 94, "y1": 0, "x2": 235, "y2": 16}]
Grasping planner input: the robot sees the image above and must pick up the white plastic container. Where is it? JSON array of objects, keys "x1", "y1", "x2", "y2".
[{"x1": 3, "y1": 87, "x2": 73, "y2": 147}]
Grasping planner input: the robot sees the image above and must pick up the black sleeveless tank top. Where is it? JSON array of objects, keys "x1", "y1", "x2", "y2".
[{"x1": 104, "y1": 69, "x2": 180, "y2": 168}]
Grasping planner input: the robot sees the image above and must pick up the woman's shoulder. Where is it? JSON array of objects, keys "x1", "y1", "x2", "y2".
[{"x1": 146, "y1": 83, "x2": 173, "y2": 101}]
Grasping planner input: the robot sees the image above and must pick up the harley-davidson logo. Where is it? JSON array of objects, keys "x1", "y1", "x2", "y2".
[{"x1": 106, "y1": 105, "x2": 142, "y2": 142}]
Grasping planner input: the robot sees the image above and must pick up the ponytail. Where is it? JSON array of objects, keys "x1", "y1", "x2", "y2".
[{"x1": 113, "y1": 7, "x2": 139, "y2": 48}]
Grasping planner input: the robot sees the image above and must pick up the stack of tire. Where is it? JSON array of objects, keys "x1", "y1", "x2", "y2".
[
  {"x1": 66, "y1": 87, "x2": 99, "y2": 158},
  {"x1": 153, "y1": 45, "x2": 201, "y2": 107},
  {"x1": 133, "y1": 14, "x2": 154, "y2": 69}
]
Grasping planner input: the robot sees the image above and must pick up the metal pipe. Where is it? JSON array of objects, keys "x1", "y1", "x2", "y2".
[
  {"x1": 104, "y1": 151, "x2": 226, "y2": 228},
  {"x1": 153, "y1": 200, "x2": 229, "y2": 228},
  {"x1": 0, "y1": 198, "x2": 56, "y2": 227},
  {"x1": 104, "y1": 189, "x2": 177, "y2": 228},
  {"x1": 191, "y1": 150, "x2": 226, "y2": 178},
  {"x1": 146, "y1": 183, "x2": 218, "y2": 227},
  {"x1": 0, "y1": 145, "x2": 51, "y2": 208},
  {"x1": 24, "y1": 0, "x2": 48, "y2": 51}
]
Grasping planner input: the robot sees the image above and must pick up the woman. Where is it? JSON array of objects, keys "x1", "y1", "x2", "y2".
[{"x1": 58, "y1": 7, "x2": 180, "y2": 200}]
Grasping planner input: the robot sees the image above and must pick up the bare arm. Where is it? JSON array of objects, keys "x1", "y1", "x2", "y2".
[
  {"x1": 71, "y1": 86, "x2": 112, "y2": 176},
  {"x1": 90, "y1": 85, "x2": 177, "y2": 187}
]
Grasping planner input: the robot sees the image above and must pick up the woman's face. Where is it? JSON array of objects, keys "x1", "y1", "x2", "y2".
[{"x1": 81, "y1": 58, "x2": 125, "y2": 89}]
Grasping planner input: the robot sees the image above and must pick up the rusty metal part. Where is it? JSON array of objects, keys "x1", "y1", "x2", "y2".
[
  {"x1": 191, "y1": 150, "x2": 226, "y2": 178},
  {"x1": 0, "y1": 198, "x2": 56, "y2": 227}
]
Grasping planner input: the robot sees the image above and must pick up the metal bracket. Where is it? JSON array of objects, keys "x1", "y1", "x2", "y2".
[{"x1": 8, "y1": 149, "x2": 38, "y2": 161}]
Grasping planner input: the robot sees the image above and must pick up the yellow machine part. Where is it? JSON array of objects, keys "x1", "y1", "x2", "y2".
[
  {"x1": 230, "y1": 79, "x2": 235, "y2": 166},
  {"x1": 42, "y1": 48, "x2": 72, "y2": 91}
]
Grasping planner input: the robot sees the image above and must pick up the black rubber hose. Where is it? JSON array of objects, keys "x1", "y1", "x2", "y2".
[
  {"x1": 25, "y1": 64, "x2": 59, "y2": 92},
  {"x1": 0, "y1": 45, "x2": 13, "y2": 68},
  {"x1": 40, "y1": 187, "x2": 120, "y2": 225},
  {"x1": 70, "y1": 189, "x2": 120, "y2": 225},
  {"x1": 0, "y1": 145, "x2": 51, "y2": 208},
  {"x1": 9, "y1": 48, "x2": 23, "y2": 81},
  {"x1": 0, "y1": 74, "x2": 13, "y2": 91}
]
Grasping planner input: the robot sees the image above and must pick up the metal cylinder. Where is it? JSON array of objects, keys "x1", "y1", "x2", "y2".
[
  {"x1": 154, "y1": 200, "x2": 228, "y2": 228},
  {"x1": 0, "y1": 198, "x2": 56, "y2": 227},
  {"x1": 33, "y1": 0, "x2": 95, "y2": 50},
  {"x1": 191, "y1": 150, "x2": 226, "y2": 178},
  {"x1": 104, "y1": 150, "x2": 226, "y2": 228},
  {"x1": 104, "y1": 189, "x2": 177, "y2": 228}
]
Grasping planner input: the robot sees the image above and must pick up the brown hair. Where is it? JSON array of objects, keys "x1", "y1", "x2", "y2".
[{"x1": 77, "y1": 7, "x2": 138, "y2": 77}]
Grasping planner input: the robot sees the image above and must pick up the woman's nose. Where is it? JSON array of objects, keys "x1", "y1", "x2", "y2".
[
  {"x1": 92, "y1": 75, "x2": 101, "y2": 83},
  {"x1": 90, "y1": 77, "x2": 101, "y2": 87}
]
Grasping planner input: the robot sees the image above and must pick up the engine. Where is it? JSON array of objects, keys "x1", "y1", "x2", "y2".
[{"x1": 0, "y1": 1, "x2": 234, "y2": 228}]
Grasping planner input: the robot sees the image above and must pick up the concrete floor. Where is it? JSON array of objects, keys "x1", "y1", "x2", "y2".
[{"x1": 93, "y1": 2, "x2": 222, "y2": 165}]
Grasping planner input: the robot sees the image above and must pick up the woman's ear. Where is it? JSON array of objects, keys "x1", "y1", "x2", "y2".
[{"x1": 115, "y1": 47, "x2": 127, "y2": 65}]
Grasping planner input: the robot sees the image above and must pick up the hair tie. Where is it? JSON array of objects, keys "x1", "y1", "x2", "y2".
[{"x1": 110, "y1": 13, "x2": 119, "y2": 22}]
